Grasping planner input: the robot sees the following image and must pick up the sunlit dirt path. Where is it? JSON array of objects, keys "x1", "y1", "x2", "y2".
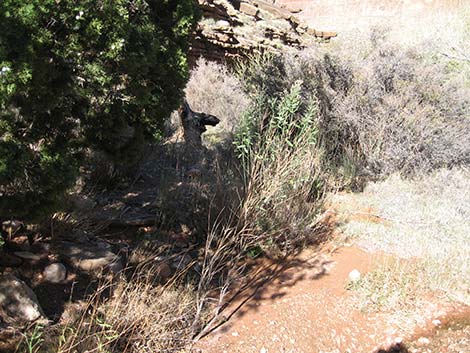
[{"x1": 196, "y1": 246, "x2": 468, "y2": 353}]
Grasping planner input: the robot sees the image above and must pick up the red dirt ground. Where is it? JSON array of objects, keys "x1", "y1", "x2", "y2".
[{"x1": 196, "y1": 246, "x2": 469, "y2": 353}]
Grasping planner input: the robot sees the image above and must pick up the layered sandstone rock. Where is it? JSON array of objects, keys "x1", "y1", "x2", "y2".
[{"x1": 190, "y1": 0, "x2": 336, "y2": 63}]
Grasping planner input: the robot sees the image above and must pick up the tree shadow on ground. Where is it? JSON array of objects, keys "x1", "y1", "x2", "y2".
[
  {"x1": 199, "y1": 219, "x2": 337, "y2": 338},
  {"x1": 224, "y1": 254, "x2": 334, "y2": 320}
]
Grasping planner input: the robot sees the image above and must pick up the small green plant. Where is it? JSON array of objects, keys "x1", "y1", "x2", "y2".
[
  {"x1": 245, "y1": 244, "x2": 264, "y2": 259},
  {"x1": 94, "y1": 316, "x2": 120, "y2": 353},
  {"x1": 18, "y1": 324, "x2": 44, "y2": 353},
  {"x1": 58, "y1": 326, "x2": 75, "y2": 349},
  {"x1": 234, "y1": 81, "x2": 319, "y2": 178}
]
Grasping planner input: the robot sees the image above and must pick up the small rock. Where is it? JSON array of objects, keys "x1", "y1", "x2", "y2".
[
  {"x1": 59, "y1": 302, "x2": 82, "y2": 325},
  {"x1": 108, "y1": 259, "x2": 123, "y2": 274},
  {"x1": 348, "y1": 269, "x2": 361, "y2": 282},
  {"x1": 260, "y1": 348, "x2": 267, "y2": 353},
  {"x1": 58, "y1": 241, "x2": 119, "y2": 274},
  {"x1": 156, "y1": 262, "x2": 172, "y2": 279},
  {"x1": 231, "y1": 331, "x2": 239, "y2": 336},
  {"x1": 2, "y1": 220, "x2": 24, "y2": 234},
  {"x1": 0, "y1": 275, "x2": 46, "y2": 323},
  {"x1": 417, "y1": 337, "x2": 430, "y2": 346},
  {"x1": 215, "y1": 20, "x2": 230, "y2": 28},
  {"x1": 43, "y1": 263, "x2": 67, "y2": 283},
  {"x1": 432, "y1": 319, "x2": 441, "y2": 326},
  {"x1": 394, "y1": 337, "x2": 403, "y2": 344}
]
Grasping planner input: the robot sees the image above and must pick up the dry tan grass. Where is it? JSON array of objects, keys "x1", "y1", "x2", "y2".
[
  {"x1": 338, "y1": 168, "x2": 470, "y2": 306},
  {"x1": 238, "y1": 125, "x2": 326, "y2": 254},
  {"x1": 48, "y1": 264, "x2": 201, "y2": 353},
  {"x1": 347, "y1": 257, "x2": 430, "y2": 313}
]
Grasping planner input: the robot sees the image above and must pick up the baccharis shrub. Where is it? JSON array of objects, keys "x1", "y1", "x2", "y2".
[{"x1": 0, "y1": 0, "x2": 199, "y2": 220}]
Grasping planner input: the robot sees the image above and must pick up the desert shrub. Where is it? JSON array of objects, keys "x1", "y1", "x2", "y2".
[
  {"x1": 237, "y1": 36, "x2": 470, "y2": 182},
  {"x1": 0, "y1": 0, "x2": 199, "y2": 220},
  {"x1": 331, "y1": 33, "x2": 470, "y2": 176},
  {"x1": 185, "y1": 58, "x2": 249, "y2": 134},
  {"x1": 36, "y1": 263, "x2": 202, "y2": 353}
]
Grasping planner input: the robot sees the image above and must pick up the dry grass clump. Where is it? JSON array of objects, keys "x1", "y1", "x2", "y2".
[
  {"x1": 19, "y1": 224, "x2": 251, "y2": 353},
  {"x1": 337, "y1": 167, "x2": 470, "y2": 305},
  {"x1": 25, "y1": 213, "x2": 254, "y2": 353},
  {"x1": 32, "y1": 263, "x2": 204, "y2": 353}
]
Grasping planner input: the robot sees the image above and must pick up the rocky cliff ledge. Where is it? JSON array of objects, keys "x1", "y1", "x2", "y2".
[{"x1": 190, "y1": 0, "x2": 336, "y2": 64}]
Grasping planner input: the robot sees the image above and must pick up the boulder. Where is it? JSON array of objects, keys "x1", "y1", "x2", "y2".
[
  {"x1": 57, "y1": 241, "x2": 120, "y2": 274},
  {"x1": 43, "y1": 263, "x2": 67, "y2": 283},
  {"x1": 0, "y1": 275, "x2": 46, "y2": 324}
]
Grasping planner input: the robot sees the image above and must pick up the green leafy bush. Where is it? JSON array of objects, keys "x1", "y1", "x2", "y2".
[
  {"x1": 0, "y1": 0, "x2": 199, "y2": 220},
  {"x1": 234, "y1": 80, "x2": 326, "y2": 253}
]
